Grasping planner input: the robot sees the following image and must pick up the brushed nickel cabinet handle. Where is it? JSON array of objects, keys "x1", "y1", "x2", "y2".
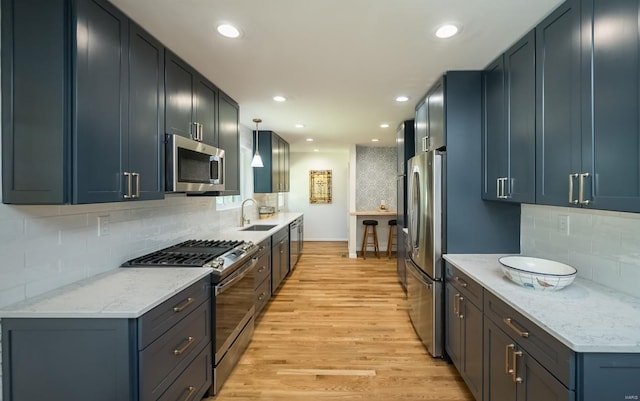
[
  {"x1": 258, "y1": 293, "x2": 266, "y2": 301},
  {"x1": 496, "y1": 177, "x2": 501, "y2": 198},
  {"x1": 181, "y1": 386, "x2": 197, "y2": 401},
  {"x1": 512, "y1": 350, "x2": 523, "y2": 383},
  {"x1": 569, "y1": 173, "x2": 579, "y2": 204},
  {"x1": 458, "y1": 297, "x2": 464, "y2": 319},
  {"x1": 505, "y1": 343, "x2": 515, "y2": 374},
  {"x1": 503, "y1": 317, "x2": 529, "y2": 338},
  {"x1": 173, "y1": 297, "x2": 195, "y2": 312},
  {"x1": 173, "y1": 336, "x2": 195, "y2": 355},
  {"x1": 579, "y1": 172, "x2": 591, "y2": 205},
  {"x1": 123, "y1": 172, "x2": 132, "y2": 199},
  {"x1": 132, "y1": 173, "x2": 140, "y2": 199},
  {"x1": 453, "y1": 293, "x2": 459, "y2": 316},
  {"x1": 257, "y1": 266, "x2": 266, "y2": 273}
]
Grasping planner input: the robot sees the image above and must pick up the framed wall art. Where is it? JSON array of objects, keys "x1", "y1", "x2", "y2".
[{"x1": 309, "y1": 170, "x2": 332, "y2": 204}]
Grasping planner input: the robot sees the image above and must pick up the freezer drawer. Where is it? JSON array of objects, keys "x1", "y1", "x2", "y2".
[{"x1": 406, "y1": 259, "x2": 443, "y2": 358}]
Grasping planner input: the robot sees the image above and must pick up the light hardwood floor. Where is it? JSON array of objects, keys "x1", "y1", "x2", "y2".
[{"x1": 207, "y1": 241, "x2": 473, "y2": 401}]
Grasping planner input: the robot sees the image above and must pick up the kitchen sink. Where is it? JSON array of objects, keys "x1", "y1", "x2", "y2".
[{"x1": 240, "y1": 224, "x2": 277, "y2": 231}]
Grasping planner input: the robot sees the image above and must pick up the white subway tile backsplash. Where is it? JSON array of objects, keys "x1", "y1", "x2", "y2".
[{"x1": 522, "y1": 204, "x2": 640, "y2": 298}]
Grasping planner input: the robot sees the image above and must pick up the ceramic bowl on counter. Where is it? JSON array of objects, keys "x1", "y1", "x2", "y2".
[{"x1": 498, "y1": 256, "x2": 577, "y2": 291}]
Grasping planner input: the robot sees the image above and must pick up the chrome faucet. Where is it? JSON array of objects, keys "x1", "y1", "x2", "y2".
[{"x1": 240, "y1": 198, "x2": 257, "y2": 227}]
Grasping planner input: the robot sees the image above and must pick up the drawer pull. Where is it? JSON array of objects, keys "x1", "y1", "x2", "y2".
[
  {"x1": 257, "y1": 266, "x2": 266, "y2": 273},
  {"x1": 173, "y1": 297, "x2": 195, "y2": 313},
  {"x1": 258, "y1": 293, "x2": 266, "y2": 301},
  {"x1": 503, "y1": 318, "x2": 529, "y2": 338},
  {"x1": 173, "y1": 336, "x2": 195, "y2": 356},
  {"x1": 181, "y1": 386, "x2": 197, "y2": 401},
  {"x1": 454, "y1": 276, "x2": 468, "y2": 288}
]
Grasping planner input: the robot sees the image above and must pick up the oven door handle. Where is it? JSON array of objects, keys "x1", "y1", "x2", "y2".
[{"x1": 215, "y1": 257, "x2": 258, "y2": 296}]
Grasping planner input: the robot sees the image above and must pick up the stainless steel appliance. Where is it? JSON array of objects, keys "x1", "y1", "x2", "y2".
[
  {"x1": 289, "y1": 216, "x2": 303, "y2": 269},
  {"x1": 122, "y1": 239, "x2": 259, "y2": 395},
  {"x1": 406, "y1": 150, "x2": 444, "y2": 357},
  {"x1": 165, "y1": 134, "x2": 225, "y2": 193}
]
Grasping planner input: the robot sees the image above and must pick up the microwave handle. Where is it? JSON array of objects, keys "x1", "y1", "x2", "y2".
[{"x1": 209, "y1": 155, "x2": 223, "y2": 184}]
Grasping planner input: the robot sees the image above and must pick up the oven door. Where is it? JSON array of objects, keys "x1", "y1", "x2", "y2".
[{"x1": 213, "y1": 256, "x2": 256, "y2": 364}]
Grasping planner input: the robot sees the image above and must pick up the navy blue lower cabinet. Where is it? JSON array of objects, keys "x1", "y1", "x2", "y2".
[
  {"x1": 483, "y1": 318, "x2": 575, "y2": 401},
  {"x1": 579, "y1": 354, "x2": 640, "y2": 401}
]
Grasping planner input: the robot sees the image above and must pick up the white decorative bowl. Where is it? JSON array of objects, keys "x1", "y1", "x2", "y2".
[{"x1": 498, "y1": 256, "x2": 577, "y2": 291}]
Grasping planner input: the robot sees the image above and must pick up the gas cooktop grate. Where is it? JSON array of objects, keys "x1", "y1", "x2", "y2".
[{"x1": 123, "y1": 239, "x2": 245, "y2": 267}]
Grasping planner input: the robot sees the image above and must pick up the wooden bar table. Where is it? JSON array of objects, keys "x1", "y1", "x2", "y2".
[{"x1": 348, "y1": 210, "x2": 396, "y2": 258}]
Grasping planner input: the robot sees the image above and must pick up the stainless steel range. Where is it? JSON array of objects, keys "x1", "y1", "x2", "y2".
[{"x1": 123, "y1": 239, "x2": 259, "y2": 395}]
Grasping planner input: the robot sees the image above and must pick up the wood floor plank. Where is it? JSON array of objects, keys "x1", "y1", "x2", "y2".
[{"x1": 207, "y1": 241, "x2": 473, "y2": 401}]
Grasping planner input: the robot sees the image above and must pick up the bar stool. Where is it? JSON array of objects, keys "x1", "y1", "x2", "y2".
[
  {"x1": 387, "y1": 219, "x2": 397, "y2": 258},
  {"x1": 361, "y1": 220, "x2": 380, "y2": 259}
]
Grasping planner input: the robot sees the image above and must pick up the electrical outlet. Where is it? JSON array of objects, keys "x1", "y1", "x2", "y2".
[
  {"x1": 98, "y1": 215, "x2": 110, "y2": 236},
  {"x1": 558, "y1": 215, "x2": 570, "y2": 236}
]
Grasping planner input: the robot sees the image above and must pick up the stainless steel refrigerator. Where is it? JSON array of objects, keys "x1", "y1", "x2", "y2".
[{"x1": 406, "y1": 150, "x2": 444, "y2": 357}]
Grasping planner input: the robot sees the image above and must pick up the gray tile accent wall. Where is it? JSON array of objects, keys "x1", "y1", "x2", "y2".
[
  {"x1": 521, "y1": 204, "x2": 640, "y2": 297},
  {"x1": 355, "y1": 146, "x2": 396, "y2": 211}
]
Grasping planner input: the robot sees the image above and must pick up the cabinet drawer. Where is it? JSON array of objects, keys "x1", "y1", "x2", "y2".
[
  {"x1": 272, "y1": 227, "x2": 289, "y2": 245},
  {"x1": 484, "y1": 291, "x2": 575, "y2": 389},
  {"x1": 140, "y1": 300, "x2": 211, "y2": 400},
  {"x1": 138, "y1": 277, "x2": 210, "y2": 350},
  {"x1": 255, "y1": 275, "x2": 272, "y2": 315},
  {"x1": 254, "y1": 247, "x2": 271, "y2": 288},
  {"x1": 445, "y1": 262, "x2": 483, "y2": 307},
  {"x1": 157, "y1": 344, "x2": 212, "y2": 401}
]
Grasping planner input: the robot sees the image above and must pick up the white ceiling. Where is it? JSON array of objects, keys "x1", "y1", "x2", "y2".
[{"x1": 111, "y1": 0, "x2": 563, "y2": 152}]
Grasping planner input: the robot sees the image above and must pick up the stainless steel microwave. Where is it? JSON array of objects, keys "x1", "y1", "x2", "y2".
[{"x1": 165, "y1": 134, "x2": 225, "y2": 193}]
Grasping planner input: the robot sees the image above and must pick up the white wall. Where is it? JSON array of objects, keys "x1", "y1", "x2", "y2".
[
  {"x1": 521, "y1": 204, "x2": 640, "y2": 298},
  {"x1": 289, "y1": 151, "x2": 349, "y2": 241}
]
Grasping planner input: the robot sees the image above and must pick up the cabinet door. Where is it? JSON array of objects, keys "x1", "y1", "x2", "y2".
[
  {"x1": 582, "y1": 0, "x2": 640, "y2": 212},
  {"x1": 75, "y1": 0, "x2": 129, "y2": 203},
  {"x1": 445, "y1": 283, "x2": 462, "y2": 369},
  {"x1": 505, "y1": 30, "x2": 536, "y2": 203},
  {"x1": 253, "y1": 130, "x2": 275, "y2": 193},
  {"x1": 281, "y1": 139, "x2": 290, "y2": 192},
  {"x1": 271, "y1": 244, "x2": 282, "y2": 293},
  {"x1": 218, "y1": 92, "x2": 240, "y2": 195},
  {"x1": 535, "y1": 0, "x2": 582, "y2": 206},
  {"x1": 517, "y1": 352, "x2": 575, "y2": 401},
  {"x1": 482, "y1": 56, "x2": 508, "y2": 201},
  {"x1": 461, "y1": 296, "x2": 483, "y2": 401},
  {"x1": 165, "y1": 50, "x2": 194, "y2": 139},
  {"x1": 128, "y1": 22, "x2": 164, "y2": 201},
  {"x1": 279, "y1": 237, "x2": 290, "y2": 280},
  {"x1": 271, "y1": 135, "x2": 281, "y2": 192},
  {"x1": 194, "y1": 75, "x2": 218, "y2": 146},
  {"x1": 484, "y1": 318, "x2": 516, "y2": 401},
  {"x1": 427, "y1": 79, "x2": 445, "y2": 151},
  {"x1": 415, "y1": 99, "x2": 428, "y2": 153},
  {"x1": 1, "y1": 0, "x2": 69, "y2": 204}
]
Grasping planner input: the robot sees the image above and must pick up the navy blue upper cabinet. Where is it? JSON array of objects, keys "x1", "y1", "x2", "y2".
[
  {"x1": 217, "y1": 91, "x2": 240, "y2": 195},
  {"x1": 165, "y1": 50, "x2": 218, "y2": 146},
  {"x1": 580, "y1": 0, "x2": 640, "y2": 213},
  {"x1": 254, "y1": 131, "x2": 289, "y2": 193},
  {"x1": 2, "y1": 0, "x2": 164, "y2": 204},
  {"x1": 482, "y1": 57, "x2": 508, "y2": 201},
  {"x1": 535, "y1": 0, "x2": 582, "y2": 207},
  {"x1": 414, "y1": 78, "x2": 445, "y2": 153},
  {"x1": 483, "y1": 31, "x2": 536, "y2": 203}
]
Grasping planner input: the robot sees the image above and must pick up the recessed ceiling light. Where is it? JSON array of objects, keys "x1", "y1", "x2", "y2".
[
  {"x1": 306, "y1": 138, "x2": 314, "y2": 142},
  {"x1": 313, "y1": 149, "x2": 319, "y2": 152},
  {"x1": 217, "y1": 24, "x2": 241, "y2": 39},
  {"x1": 380, "y1": 124, "x2": 389, "y2": 128},
  {"x1": 296, "y1": 124, "x2": 305, "y2": 128},
  {"x1": 371, "y1": 139, "x2": 380, "y2": 142},
  {"x1": 396, "y1": 96, "x2": 410, "y2": 102},
  {"x1": 273, "y1": 96, "x2": 287, "y2": 102},
  {"x1": 435, "y1": 24, "x2": 459, "y2": 39}
]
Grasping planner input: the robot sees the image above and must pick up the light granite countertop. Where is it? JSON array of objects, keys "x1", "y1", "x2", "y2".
[
  {"x1": 443, "y1": 254, "x2": 640, "y2": 353},
  {"x1": 0, "y1": 268, "x2": 212, "y2": 319}
]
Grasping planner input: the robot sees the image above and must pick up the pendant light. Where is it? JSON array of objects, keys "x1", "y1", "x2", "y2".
[{"x1": 251, "y1": 118, "x2": 264, "y2": 168}]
